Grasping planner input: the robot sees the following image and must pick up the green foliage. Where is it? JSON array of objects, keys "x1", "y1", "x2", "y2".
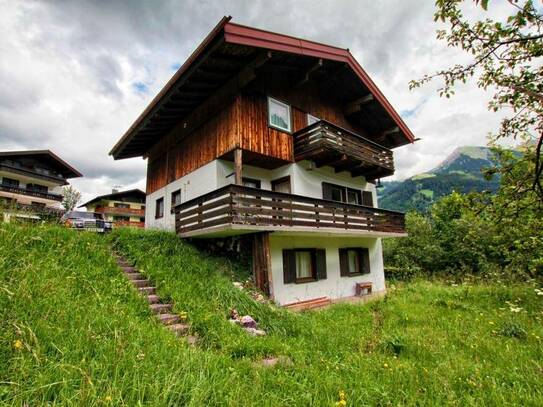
[
  {"x1": 61, "y1": 185, "x2": 81, "y2": 212},
  {"x1": 384, "y1": 145, "x2": 543, "y2": 278},
  {"x1": 411, "y1": 0, "x2": 543, "y2": 199},
  {"x1": 498, "y1": 321, "x2": 528, "y2": 340},
  {"x1": 1, "y1": 224, "x2": 543, "y2": 404}
]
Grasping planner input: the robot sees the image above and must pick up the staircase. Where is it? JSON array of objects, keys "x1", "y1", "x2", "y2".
[{"x1": 114, "y1": 253, "x2": 198, "y2": 345}]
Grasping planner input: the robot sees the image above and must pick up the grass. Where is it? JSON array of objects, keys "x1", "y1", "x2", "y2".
[{"x1": 1, "y1": 224, "x2": 543, "y2": 406}]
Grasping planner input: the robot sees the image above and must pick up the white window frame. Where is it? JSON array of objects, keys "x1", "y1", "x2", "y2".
[{"x1": 267, "y1": 96, "x2": 292, "y2": 133}]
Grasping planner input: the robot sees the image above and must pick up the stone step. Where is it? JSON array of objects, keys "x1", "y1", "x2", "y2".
[
  {"x1": 138, "y1": 286, "x2": 156, "y2": 295},
  {"x1": 125, "y1": 272, "x2": 143, "y2": 280},
  {"x1": 185, "y1": 335, "x2": 199, "y2": 345},
  {"x1": 149, "y1": 303, "x2": 173, "y2": 314},
  {"x1": 121, "y1": 266, "x2": 136, "y2": 273},
  {"x1": 168, "y1": 323, "x2": 190, "y2": 335},
  {"x1": 131, "y1": 279, "x2": 151, "y2": 288},
  {"x1": 158, "y1": 313, "x2": 180, "y2": 325},
  {"x1": 146, "y1": 294, "x2": 160, "y2": 304}
]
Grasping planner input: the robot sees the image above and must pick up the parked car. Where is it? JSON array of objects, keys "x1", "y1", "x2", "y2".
[{"x1": 62, "y1": 211, "x2": 112, "y2": 233}]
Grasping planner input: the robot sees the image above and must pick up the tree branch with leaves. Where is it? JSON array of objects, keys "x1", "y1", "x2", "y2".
[{"x1": 410, "y1": 0, "x2": 543, "y2": 199}]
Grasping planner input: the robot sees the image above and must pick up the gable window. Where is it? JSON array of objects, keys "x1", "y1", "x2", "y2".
[
  {"x1": 267, "y1": 97, "x2": 291, "y2": 133},
  {"x1": 155, "y1": 197, "x2": 164, "y2": 219},
  {"x1": 1, "y1": 177, "x2": 19, "y2": 187},
  {"x1": 171, "y1": 189, "x2": 181, "y2": 207},
  {"x1": 283, "y1": 248, "x2": 327, "y2": 284},
  {"x1": 339, "y1": 248, "x2": 370, "y2": 276},
  {"x1": 114, "y1": 202, "x2": 130, "y2": 208},
  {"x1": 307, "y1": 113, "x2": 320, "y2": 126},
  {"x1": 322, "y1": 182, "x2": 362, "y2": 205}
]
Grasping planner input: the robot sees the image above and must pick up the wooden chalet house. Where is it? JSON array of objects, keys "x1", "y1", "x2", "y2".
[
  {"x1": 0, "y1": 150, "x2": 82, "y2": 221},
  {"x1": 79, "y1": 188, "x2": 146, "y2": 228},
  {"x1": 110, "y1": 17, "x2": 415, "y2": 307}
]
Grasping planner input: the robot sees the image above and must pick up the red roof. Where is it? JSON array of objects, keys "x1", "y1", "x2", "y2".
[{"x1": 110, "y1": 17, "x2": 415, "y2": 159}]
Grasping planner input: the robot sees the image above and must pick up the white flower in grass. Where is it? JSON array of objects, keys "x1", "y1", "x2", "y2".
[{"x1": 509, "y1": 306, "x2": 522, "y2": 313}]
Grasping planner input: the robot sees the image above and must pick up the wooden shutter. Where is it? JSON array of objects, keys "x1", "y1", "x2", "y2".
[
  {"x1": 361, "y1": 248, "x2": 371, "y2": 274},
  {"x1": 315, "y1": 249, "x2": 327, "y2": 280},
  {"x1": 322, "y1": 183, "x2": 333, "y2": 200},
  {"x1": 339, "y1": 248, "x2": 349, "y2": 276},
  {"x1": 362, "y1": 191, "x2": 373, "y2": 207},
  {"x1": 283, "y1": 250, "x2": 296, "y2": 284}
]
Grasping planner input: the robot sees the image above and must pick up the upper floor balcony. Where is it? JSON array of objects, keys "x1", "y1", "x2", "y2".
[
  {"x1": 94, "y1": 206, "x2": 145, "y2": 217},
  {"x1": 174, "y1": 184, "x2": 406, "y2": 238},
  {"x1": 293, "y1": 120, "x2": 394, "y2": 181},
  {"x1": 0, "y1": 183, "x2": 63, "y2": 202}
]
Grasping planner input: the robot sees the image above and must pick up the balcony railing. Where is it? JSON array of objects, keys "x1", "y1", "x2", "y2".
[
  {"x1": 0, "y1": 184, "x2": 63, "y2": 201},
  {"x1": 113, "y1": 220, "x2": 145, "y2": 228},
  {"x1": 293, "y1": 120, "x2": 394, "y2": 180},
  {"x1": 174, "y1": 185, "x2": 405, "y2": 237},
  {"x1": 95, "y1": 206, "x2": 145, "y2": 216}
]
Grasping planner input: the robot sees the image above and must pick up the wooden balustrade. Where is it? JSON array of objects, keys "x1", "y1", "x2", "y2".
[
  {"x1": 174, "y1": 185, "x2": 405, "y2": 236},
  {"x1": 0, "y1": 184, "x2": 63, "y2": 201}
]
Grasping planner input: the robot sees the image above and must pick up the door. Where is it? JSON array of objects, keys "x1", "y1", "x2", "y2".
[{"x1": 271, "y1": 176, "x2": 291, "y2": 223}]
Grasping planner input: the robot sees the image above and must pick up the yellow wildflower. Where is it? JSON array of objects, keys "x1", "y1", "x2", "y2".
[
  {"x1": 383, "y1": 363, "x2": 389, "y2": 368},
  {"x1": 105, "y1": 396, "x2": 112, "y2": 402},
  {"x1": 13, "y1": 339, "x2": 23, "y2": 350}
]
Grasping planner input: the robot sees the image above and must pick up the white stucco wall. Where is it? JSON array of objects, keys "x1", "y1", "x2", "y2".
[
  {"x1": 146, "y1": 158, "x2": 379, "y2": 230},
  {"x1": 145, "y1": 160, "x2": 220, "y2": 230},
  {"x1": 269, "y1": 234, "x2": 385, "y2": 305}
]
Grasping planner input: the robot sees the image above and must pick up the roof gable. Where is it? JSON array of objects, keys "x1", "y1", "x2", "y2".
[
  {"x1": 79, "y1": 188, "x2": 146, "y2": 208},
  {"x1": 110, "y1": 17, "x2": 415, "y2": 159},
  {"x1": 0, "y1": 149, "x2": 82, "y2": 179}
]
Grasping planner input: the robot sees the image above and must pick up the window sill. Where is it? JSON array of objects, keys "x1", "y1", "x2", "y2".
[
  {"x1": 267, "y1": 124, "x2": 292, "y2": 134},
  {"x1": 155, "y1": 216, "x2": 163, "y2": 219},
  {"x1": 342, "y1": 272, "x2": 370, "y2": 277},
  {"x1": 295, "y1": 277, "x2": 317, "y2": 284}
]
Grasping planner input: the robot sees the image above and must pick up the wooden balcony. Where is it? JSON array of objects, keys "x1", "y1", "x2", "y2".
[
  {"x1": 95, "y1": 206, "x2": 145, "y2": 216},
  {"x1": 0, "y1": 184, "x2": 63, "y2": 201},
  {"x1": 293, "y1": 120, "x2": 394, "y2": 181},
  {"x1": 174, "y1": 185, "x2": 406, "y2": 238}
]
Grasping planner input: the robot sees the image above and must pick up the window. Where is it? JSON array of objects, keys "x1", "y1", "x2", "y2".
[
  {"x1": 307, "y1": 113, "x2": 320, "y2": 126},
  {"x1": 114, "y1": 202, "x2": 130, "y2": 208},
  {"x1": 155, "y1": 197, "x2": 164, "y2": 219},
  {"x1": 339, "y1": 248, "x2": 370, "y2": 276},
  {"x1": 1, "y1": 177, "x2": 19, "y2": 187},
  {"x1": 362, "y1": 191, "x2": 374, "y2": 207},
  {"x1": 171, "y1": 189, "x2": 181, "y2": 207},
  {"x1": 283, "y1": 249, "x2": 327, "y2": 284},
  {"x1": 31, "y1": 201, "x2": 46, "y2": 208},
  {"x1": 242, "y1": 178, "x2": 261, "y2": 189},
  {"x1": 322, "y1": 182, "x2": 362, "y2": 205},
  {"x1": 27, "y1": 184, "x2": 48, "y2": 194},
  {"x1": 113, "y1": 215, "x2": 130, "y2": 222},
  {"x1": 267, "y1": 97, "x2": 291, "y2": 132}
]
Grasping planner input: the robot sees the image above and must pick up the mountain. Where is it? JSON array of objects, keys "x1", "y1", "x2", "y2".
[{"x1": 378, "y1": 146, "x2": 500, "y2": 212}]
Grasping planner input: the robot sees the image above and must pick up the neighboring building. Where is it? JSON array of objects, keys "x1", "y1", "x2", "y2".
[
  {"x1": 110, "y1": 17, "x2": 415, "y2": 307},
  {"x1": 79, "y1": 189, "x2": 146, "y2": 228},
  {"x1": 0, "y1": 150, "x2": 82, "y2": 221}
]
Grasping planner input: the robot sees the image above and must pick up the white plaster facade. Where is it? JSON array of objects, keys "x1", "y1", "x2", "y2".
[
  {"x1": 145, "y1": 158, "x2": 377, "y2": 231},
  {"x1": 144, "y1": 158, "x2": 388, "y2": 305}
]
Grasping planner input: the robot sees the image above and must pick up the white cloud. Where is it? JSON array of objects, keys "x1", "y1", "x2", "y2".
[{"x1": 0, "y1": 0, "x2": 518, "y2": 201}]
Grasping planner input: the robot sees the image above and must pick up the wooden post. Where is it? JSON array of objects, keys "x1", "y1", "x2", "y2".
[
  {"x1": 234, "y1": 148, "x2": 242, "y2": 185},
  {"x1": 252, "y1": 232, "x2": 272, "y2": 296}
]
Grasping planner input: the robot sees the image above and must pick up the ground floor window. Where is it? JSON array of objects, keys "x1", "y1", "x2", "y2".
[
  {"x1": 283, "y1": 248, "x2": 327, "y2": 284},
  {"x1": 113, "y1": 215, "x2": 130, "y2": 222},
  {"x1": 339, "y1": 248, "x2": 370, "y2": 276},
  {"x1": 155, "y1": 197, "x2": 164, "y2": 219}
]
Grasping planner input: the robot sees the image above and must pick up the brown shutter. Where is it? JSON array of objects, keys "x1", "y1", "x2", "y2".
[
  {"x1": 283, "y1": 250, "x2": 296, "y2": 284},
  {"x1": 322, "y1": 183, "x2": 333, "y2": 200},
  {"x1": 339, "y1": 248, "x2": 349, "y2": 276},
  {"x1": 315, "y1": 249, "x2": 327, "y2": 280},
  {"x1": 362, "y1": 191, "x2": 373, "y2": 207},
  {"x1": 361, "y1": 248, "x2": 371, "y2": 274}
]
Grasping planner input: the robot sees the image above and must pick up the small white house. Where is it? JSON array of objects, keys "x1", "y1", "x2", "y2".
[{"x1": 110, "y1": 18, "x2": 414, "y2": 308}]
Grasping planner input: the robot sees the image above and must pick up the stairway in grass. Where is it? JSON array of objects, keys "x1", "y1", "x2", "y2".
[{"x1": 114, "y1": 253, "x2": 198, "y2": 345}]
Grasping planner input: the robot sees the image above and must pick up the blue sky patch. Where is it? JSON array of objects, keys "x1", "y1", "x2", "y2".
[{"x1": 132, "y1": 82, "x2": 148, "y2": 93}]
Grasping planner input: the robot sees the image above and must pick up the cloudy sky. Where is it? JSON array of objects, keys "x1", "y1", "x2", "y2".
[{"x1": 0, "y1": 0, "x2": 514, "y2": 203}]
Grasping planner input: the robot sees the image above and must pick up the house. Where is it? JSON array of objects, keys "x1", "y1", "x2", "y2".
[
  {"x1": 110, "y1": 17, "x2": 415, "y2": 307},
  {"x1": 0, "y1": 150, "x2": 82, "y2": 221},
  {"x1": 79, "y1": 189, "x2": 146, "y2": 228}
]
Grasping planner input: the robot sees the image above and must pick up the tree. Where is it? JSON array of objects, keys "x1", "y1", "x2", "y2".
[
  {"x1": 62, "y1": 185, "x2": 81, "y2": 212},
  {"x1": 410, "y1": 0, "x2": 543, "y2": 199}
]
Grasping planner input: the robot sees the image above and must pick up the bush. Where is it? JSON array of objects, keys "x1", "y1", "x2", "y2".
[{"x1": 498, "y1": 321, "x2": 527, "y2": 340}]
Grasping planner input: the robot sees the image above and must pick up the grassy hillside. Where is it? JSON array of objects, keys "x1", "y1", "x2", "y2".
[{"x1": 2, "y1": 225, "x2": 543, "y2": 405}]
